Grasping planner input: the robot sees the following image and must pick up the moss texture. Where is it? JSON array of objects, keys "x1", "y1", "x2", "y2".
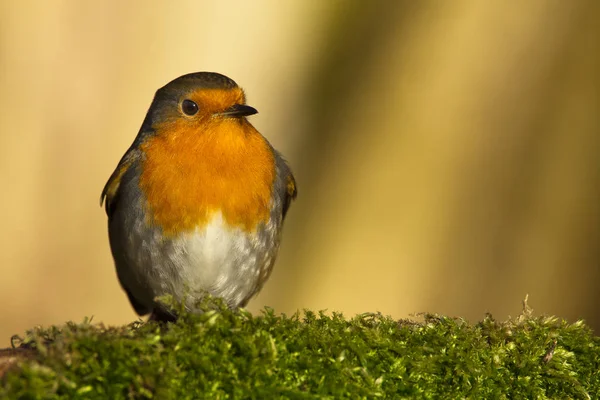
[{"x1": 1, "y1": 300, "x2": 599, "y2": 399}]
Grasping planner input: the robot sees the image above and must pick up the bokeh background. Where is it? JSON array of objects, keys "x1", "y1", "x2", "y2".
[{"x1": 1, "y1": 1, "x2": 599, "y2": 345}]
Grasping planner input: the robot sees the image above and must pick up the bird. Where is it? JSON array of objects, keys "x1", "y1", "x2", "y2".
[{"x1": 101, "y1": 72, "x2": 296, "y2": 322}]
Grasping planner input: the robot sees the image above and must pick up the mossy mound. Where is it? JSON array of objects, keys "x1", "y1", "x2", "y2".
[{"x1": 1, "y1": 301, "x2": 599, "y2": 399}]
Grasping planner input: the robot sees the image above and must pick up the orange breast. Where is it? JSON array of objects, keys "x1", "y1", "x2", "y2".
[{"x1": 139, "y1": 118, "x2": 275, "y2": 236}]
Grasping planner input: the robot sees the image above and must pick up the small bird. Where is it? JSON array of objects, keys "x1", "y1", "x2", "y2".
[{"x1": 101, "y1": 72, "x2": 296, "y2": 321}]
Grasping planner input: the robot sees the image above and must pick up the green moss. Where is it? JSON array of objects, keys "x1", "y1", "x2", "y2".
[{"x1": 1, "y1": 300, "x2": 599, "y2": 399}]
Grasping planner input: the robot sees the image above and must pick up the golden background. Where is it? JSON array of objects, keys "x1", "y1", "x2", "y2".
[{"x1": 1, "y1": 1, "x2": 598, "y2": 344}]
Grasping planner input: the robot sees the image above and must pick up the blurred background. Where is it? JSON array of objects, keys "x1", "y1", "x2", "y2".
[{"x1": 1, "y1": 1, "x2": 599, "y2": 345}]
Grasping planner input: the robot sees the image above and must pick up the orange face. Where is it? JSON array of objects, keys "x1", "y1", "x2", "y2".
[
  {"x1": 138, "y1": 88, "x2": 275, "y2": 236},
  {"x1": 181, "y1": 86, "x2": 247, "y2": 120}
]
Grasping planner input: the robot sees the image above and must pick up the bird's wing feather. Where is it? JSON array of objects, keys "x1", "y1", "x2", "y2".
[
  {"x1": 273, "y1": 151, "x2": 296, "y2": 220},
  {"x1": 100, "y1": 150, "x2": 139, "y2": 217},
  {"x1": 283, "y1": 173, "x2": 297, "y2": 219}
]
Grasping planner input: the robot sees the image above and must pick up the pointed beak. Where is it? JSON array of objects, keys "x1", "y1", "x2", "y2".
[{"x1": 220, "y1": 104, "x2": 258, "y2": 117}]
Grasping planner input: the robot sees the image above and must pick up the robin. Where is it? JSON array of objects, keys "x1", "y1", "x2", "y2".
[{"x1": 101, "y1": 72, "x2": 296, "y2": 321}]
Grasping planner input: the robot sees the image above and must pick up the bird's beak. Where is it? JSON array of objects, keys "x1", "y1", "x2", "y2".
[{"x1": 220, "y1": 104, "x2": 258, "y2": 117}]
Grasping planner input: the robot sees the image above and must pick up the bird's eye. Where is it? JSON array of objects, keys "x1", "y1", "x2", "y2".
[{"x1": 181, "y1": 99, "x2": 199, "y2": 116}]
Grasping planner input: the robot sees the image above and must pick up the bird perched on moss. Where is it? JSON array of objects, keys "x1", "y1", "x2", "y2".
[{"x1": 101, "y1": 72, "x2": 296, "y2": 321}]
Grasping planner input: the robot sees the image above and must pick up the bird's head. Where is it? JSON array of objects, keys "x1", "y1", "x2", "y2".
[{"x1": 140, "y1": 72, "x2": 258, "y2": 135}]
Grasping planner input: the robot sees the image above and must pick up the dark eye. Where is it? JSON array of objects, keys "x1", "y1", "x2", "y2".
[{"x1": 181, "y1": 99, "x2": 199, "y2": 116}]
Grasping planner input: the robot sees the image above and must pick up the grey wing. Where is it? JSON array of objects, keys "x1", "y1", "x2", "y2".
[
  {"x1": 274, "y1": 151, "x2": 297, "y2": 221},
  {"x1": 100, "y1": 149, "x2": 140, "y2": 218},
  {"x1": 101, "y1": 153, "x2": 152, "y2": 316}
]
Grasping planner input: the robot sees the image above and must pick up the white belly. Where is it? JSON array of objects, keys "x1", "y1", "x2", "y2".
[{"x1": 110, "y1": 209, "x2": 281, "y2": 312}]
